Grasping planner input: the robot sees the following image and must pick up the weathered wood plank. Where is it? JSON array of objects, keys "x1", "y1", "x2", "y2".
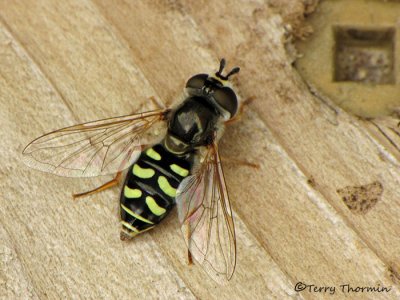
[
  {"x1": 1, "y1": 0, "x2": 400, "y2": 299},
  {"x1": 0, "y1": 0, "x2": 162, "y2": 122},
  {"x1": 0, "y1": 225, "x2": 39, "y2": 300}
]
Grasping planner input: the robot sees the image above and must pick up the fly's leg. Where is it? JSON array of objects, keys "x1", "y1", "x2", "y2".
[
  {"x1": 188, "y1": 250, "x2": 193, "y2": 265},
  {"x1": 150, "y1": 95, "x2": 174, "y2": 112},
  {"x1": 149, "y1": 96, "x2": 167, "y2": 110},
  {"x1": 73, "y1": 171, "x2": 122, "y2": 199},
  {"x1": 225, "y1": 96, "x2": 255, "y2": 125},
  {"x1": 187, "y1": 221, "x2": 193, "y2": 265},
  {"x1": 132, "y1": 96, "x2": 167, "y2": 115}
]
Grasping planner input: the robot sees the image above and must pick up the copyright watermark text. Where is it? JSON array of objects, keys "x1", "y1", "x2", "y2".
[{"x1": 294, "y1": 282, "x2": 392, "y2": 295}]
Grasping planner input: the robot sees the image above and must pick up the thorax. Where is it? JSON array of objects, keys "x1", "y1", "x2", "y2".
[{"x1": 164, "y1": 96, "x2": 221, "y2": 154}]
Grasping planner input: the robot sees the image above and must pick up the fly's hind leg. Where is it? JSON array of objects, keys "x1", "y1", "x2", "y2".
[
  {"x1": 73, "y1": 171, "x2": 122, "y2": 199},
  {"x1": 188, "y1": 249, "x2": 193, "y2": 265},
  {"x1": 186, "y1": 221, "x2": 193, "y2": 265}
]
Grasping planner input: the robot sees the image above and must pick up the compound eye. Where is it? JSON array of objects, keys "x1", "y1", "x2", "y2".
[
  {"x1": 186, "y1": 74, "x2": 208, "y2": 89},
  {"x1": 213, "y1": 87, "x2": 238, "y2": 117}
]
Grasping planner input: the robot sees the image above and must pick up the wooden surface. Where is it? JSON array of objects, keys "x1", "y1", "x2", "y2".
[{"x1": 1, "y1": 0, "x2": 400, "y2": 299}]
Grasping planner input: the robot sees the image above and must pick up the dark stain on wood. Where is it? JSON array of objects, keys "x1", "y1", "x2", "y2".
[{"x1": 337, "y1": 181, "x2": 383, "y2": 214}]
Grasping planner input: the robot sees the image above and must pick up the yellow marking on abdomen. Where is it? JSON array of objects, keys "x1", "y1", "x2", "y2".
[
  {"x1": 145, "y1": 196, "x2": 166, "y2": 216},
  {"x1": 138, "y1": 226, "x2": 155, "y2": 234},
  {"x1": 121, "y1": 224, "x2": 155, "y2": 238},
  {"x1": 170, "y1": 164, "x2": 189, "y2": 177},
  {"x1": 121, "y1": 204, "x2": 154, "y2": 224},
  {"x1": 158, "y1": 176, "x2": 177, "y2": 197},
  {"x1": 133, "y1": 164, "x2": 155, "y2": 179},
  {"x1": 124, "y1": 186, "x2": 142, "y2": 198},
  {"x1": 121, "y1": 221, "x2": 139, "y2": 233},
  {"x1": 146, "y1": 148, "x2": 161, "y2": 161}
]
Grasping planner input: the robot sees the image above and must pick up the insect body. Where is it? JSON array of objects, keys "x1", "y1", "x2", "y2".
[
  {"x1": 23, "y1": 59, "x2": 241, "y2": 282},
  {"x1": 120, "y1": 143, "x2": 193, "y2": 239}
]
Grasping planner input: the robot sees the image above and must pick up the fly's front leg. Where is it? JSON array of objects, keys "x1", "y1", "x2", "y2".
[
  {"x1": 73, "y1": 171, "x2": 122, "y2": 199},
  {"x1": 225, "y1": 96, "x2": 255, "y2": 125}
]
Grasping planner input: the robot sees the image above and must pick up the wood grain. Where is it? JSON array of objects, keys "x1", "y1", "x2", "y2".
[{"x1": 1, "y1": 0, "x2": 399, "y2": 299}]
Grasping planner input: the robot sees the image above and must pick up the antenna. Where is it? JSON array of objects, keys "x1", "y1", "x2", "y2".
[{"x1": 215, "y1": 58, "x2": 240, "y2": 80}]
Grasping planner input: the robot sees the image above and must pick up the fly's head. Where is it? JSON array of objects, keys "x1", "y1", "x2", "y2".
[{"x1": 185, "y1": 59, "x2": 240, "y2": 120}]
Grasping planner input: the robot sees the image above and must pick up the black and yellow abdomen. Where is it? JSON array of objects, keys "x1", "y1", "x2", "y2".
[{"x1": 120, "y1": 142, "x2": 193, "y2": 239}]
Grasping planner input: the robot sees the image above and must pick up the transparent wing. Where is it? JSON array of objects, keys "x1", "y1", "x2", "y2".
[
  {"x1": 22, "y1": 110, "x2": 167, "y2": 177},
  {"x1": 176, "y1": 143, "x2": 236, "y2": 283}
]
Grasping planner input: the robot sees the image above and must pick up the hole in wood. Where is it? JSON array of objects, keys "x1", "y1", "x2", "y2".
[{"x1": 334, "y1": 27, "x2": 395, "y2": 84}]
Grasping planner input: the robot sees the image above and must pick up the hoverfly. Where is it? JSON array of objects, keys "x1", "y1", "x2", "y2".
[{"x1": 23, "y1": 59, "x2": 243, "y2": 282}]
